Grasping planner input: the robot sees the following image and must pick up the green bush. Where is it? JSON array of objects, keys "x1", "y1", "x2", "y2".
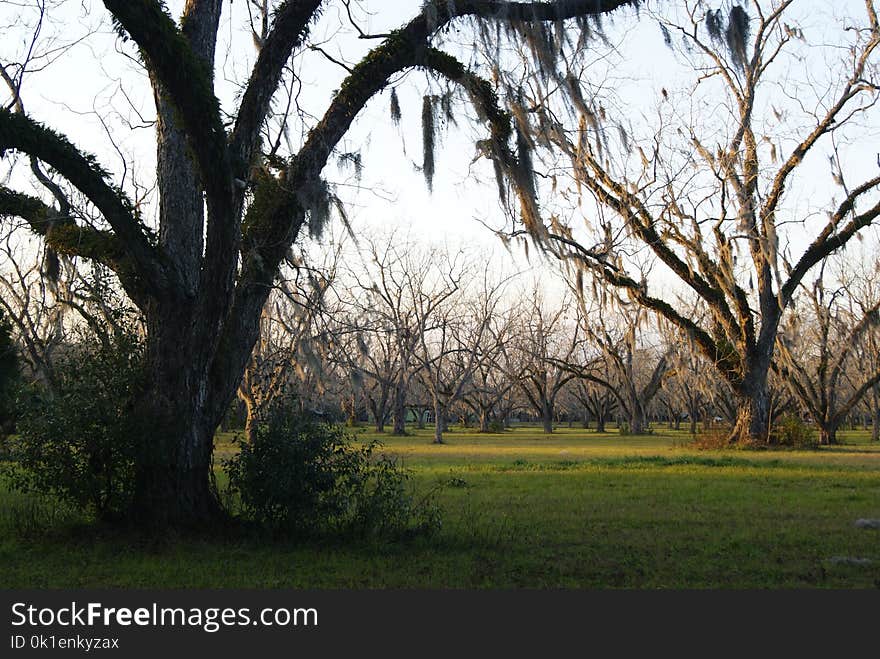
[
  {"x1": 487, "y1": 419, "x2": 505, "y2": 433},
  {"x1": 2, "y1": 331, "x2": 144, "y2": 522},
  {"x1": 222, "y1": 402, "x2": 441, "y2": 540},
  {"x1": 0, "y1": 306, "x2": 20, "y2": 441},
  {"x1": 771, "y1": 414, "x2": 817, "y2": 448}
]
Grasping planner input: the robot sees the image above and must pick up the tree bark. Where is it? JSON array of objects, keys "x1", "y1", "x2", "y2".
[
  {"x1": 872, "y1": 383, "x2": 879, "y2": 442},
  {"x1": 131, "y1": 304, "x2": 226, "y2": 527},
  {"x1": 392, "y1": 382, "x2": 407, "y2": 435},
  {"x1": 818, "y1": 423, "x2": 838, "y2": 446},
  {"x1": 541, "y1": 400, "x2": 553, "y2": 434},
  {"x1": 628, "y1": 403, "x2": 647, "y2": 435},
  {"x1": 729, "y1": 380, "x2": 771, "y2": 444},
  {"x1": 478, "y1": 409, "x2": 490, "y2": 433},
  {"x1": 433, "y1": 399, "x2": 445, "y2": 444}
]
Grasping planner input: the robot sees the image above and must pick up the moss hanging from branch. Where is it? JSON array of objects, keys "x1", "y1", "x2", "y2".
[
  {"x1": 725, "y1": 5, "x2": 750, "y2": 72},
  {"x1": 422, "y1": 94, "x2": 436, "y2": 192},
  {"x1": 390, "y1": 87, "x2": 402, "y2": 126},
  {"x1": 706, "y1": 5, "x2": 750, "y2": 72}
]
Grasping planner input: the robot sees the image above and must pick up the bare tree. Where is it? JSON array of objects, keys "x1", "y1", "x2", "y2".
[
  {"x1": 514, "y1": 286, "x2": 579, "y2": 434},
  {"x1": 568, "y1": 377, "x2": 617, "y2": 432},
  {"x1": 237, "y1": 258, "x2": 335, "y2": 443},
  {"x1": 777, "y1": 259, "x2": 880, "y2": 444},
  {"x1": 569, "y1": 292, "x2": 671, "y2": 434},
  {"x1": 413, "y1": 263, "x2": 504, "y2": 443},
  {"x1": 511, "y1": 1, "x2": 880, "y2": 443},
  {"x1": 841, "y1": 254, "x2": 880, "y2": 441},
  {"x1": 461, "y1": 300, "x2": 520, "y2": 432}
]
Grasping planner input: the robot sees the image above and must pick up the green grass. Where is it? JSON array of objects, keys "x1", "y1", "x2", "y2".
[{"x1": 2, "y1": 425, "x2": 880, "y2": 588}]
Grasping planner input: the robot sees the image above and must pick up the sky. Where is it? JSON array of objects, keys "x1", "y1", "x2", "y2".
[{"x1": 1, "y1": 0, "x2": 878, "y2": 304}]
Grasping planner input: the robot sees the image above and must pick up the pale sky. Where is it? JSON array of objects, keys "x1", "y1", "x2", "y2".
[{"x1": 2, "y1": 0, "x2": 878, "y2": 302}]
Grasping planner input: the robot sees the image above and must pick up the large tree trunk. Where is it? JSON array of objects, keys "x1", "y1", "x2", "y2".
[
  {"x1": 541, "y1": 399, "x2": 553, "y2": 434},
  {"x1": 478, "y1": 409, "x2": 490, "y2": 433},
  {"x1": 433, "y1": 399, "x2": 445, "y2": 444},
  {"x1": 367, "y1": 397, "x2": 385, "y2": 433},
  {"x1": 130, "y1": 306, "x2": 226, "y2": 528},
  {"x1": 242, "y1": 396, "x2": 258, "y2": 444},
  {"x1": 730, "y1": 380, "x2": 771, "y2": 444},
  {"x1": 872, "y1": 383, "x2": 879, "y2": 442},
  {"x1": 628, "y1": 403, "x2": 647, "y2": 435},
  {"x1": 127, "y1": 4, "x2": 230, "y2": 529},
  {"x1": 392, "y1": 382, "x2": 407, "y2": 435},
  {"x1": 818, "y1": 423, "x2": 838, "y2": 446}
]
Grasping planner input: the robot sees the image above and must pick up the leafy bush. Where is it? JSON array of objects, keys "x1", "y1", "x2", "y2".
[
  {"x1": 223, "y1": 402, "x2": 441, "y2": 540},
  {"x1": 487, "y1": 419, "x2": 506, "y2": 433},
  {"x1": 0, "y1": 306, "x2": 20, "y2": 441},
  {"x1": 2, "y1": 331, "x2": 144, "y2": 522},
  {"x1": 771, "y1": 414, "x2": 817, "y2": 448}
]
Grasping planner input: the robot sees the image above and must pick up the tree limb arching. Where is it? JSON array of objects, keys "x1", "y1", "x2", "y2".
[{"x1": 0, "y1": 109, "x2": 170, "y2": 299}]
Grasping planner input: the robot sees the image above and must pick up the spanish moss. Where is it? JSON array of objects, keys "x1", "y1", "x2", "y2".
[
  {"x1": 422, "y1": 95, "x2": 436, "y2": 192},
  {"x1": 390, "y1": 88, "x2": 402, "y2": 126}
]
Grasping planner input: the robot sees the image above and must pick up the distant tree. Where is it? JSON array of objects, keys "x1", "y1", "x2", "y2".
[
  {"x1": 462, "y1": 302, "x2": 520, "y2": 433},
  {"x1": 413, "y1": 265, "x2": 505, "y2": 444},
  {"x1": 777, "y1": 260, "x2": 880, "y2": 445},
  {"x1": 569, "y1": 292, "x2": 671, "y2": 435},
  {"x1": 515, "y1": 287, "x2": 579, "y2": 434},
  {"x1": 237, "y1": 263, "x2": 334, "y2": 443}
]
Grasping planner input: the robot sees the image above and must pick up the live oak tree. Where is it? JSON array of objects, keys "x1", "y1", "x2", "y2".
[
  {"x1": 0, "y1": 0, "x2": 640, "y2": 526},
  {"x1": 516, "y1": 1, "x2": 880, "y2": 443}
]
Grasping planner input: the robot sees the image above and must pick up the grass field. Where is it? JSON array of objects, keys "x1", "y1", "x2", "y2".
[{"x1": 2, "y1": 425, "x2": 879, "y2": 589}]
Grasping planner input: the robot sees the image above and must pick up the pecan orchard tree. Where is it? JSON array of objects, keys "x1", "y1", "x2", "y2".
[
  {"x1": 515, "y1": 1, "x2": 880, "y2": 443},
  {"x1": 0, "y1": 0, "x2": 638, "y2": 526}
]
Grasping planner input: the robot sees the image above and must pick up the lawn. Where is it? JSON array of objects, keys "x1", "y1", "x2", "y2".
[{"x1": 1, "y1": 425, "x2": 879, "y2": 588}]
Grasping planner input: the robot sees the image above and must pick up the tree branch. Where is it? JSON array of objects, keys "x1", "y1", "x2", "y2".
[
  {"x1": 0, "y1": 109, "x2": 171, "y2": 297},
  {"x1": 102, "y1": 0, "x2": 234, "y2": 205},
  {"x1": 0, "y1": 186, "x2": 147, "y2": 305}
]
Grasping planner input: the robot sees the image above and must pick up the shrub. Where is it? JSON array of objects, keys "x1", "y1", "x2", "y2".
[
  {"x1": 222, "y1": 402, "x2": 441, "y2": 540},
  {"x1": 2, "y1": 331, "x2": 144, "y2": 522},
  {"x1": 0, "y1": 306, "x2": 20, "y2": 441},
  {"x1": 487, "y1": 419, "x2": 505, "y2": 433},
  {"x1": 771, "y1": 414, "x2": 817, "y2": 448}
]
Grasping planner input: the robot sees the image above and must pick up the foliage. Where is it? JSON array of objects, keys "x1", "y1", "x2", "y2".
[
  {"x1": 222, "y1": 402, "x2": 441, "y2": 540},
  {"x1": 2, "y1": 330, "x2": 145, "y2": 521},
  {"x1": 0, "y1": 305, "x2": 19, "y2": 441},
  {"x1": 487, "y1": 419, "x2": 506, "y2": 433},
  {"x1": 771, "y1": 414, "x2": 818, "y2": 449}
]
